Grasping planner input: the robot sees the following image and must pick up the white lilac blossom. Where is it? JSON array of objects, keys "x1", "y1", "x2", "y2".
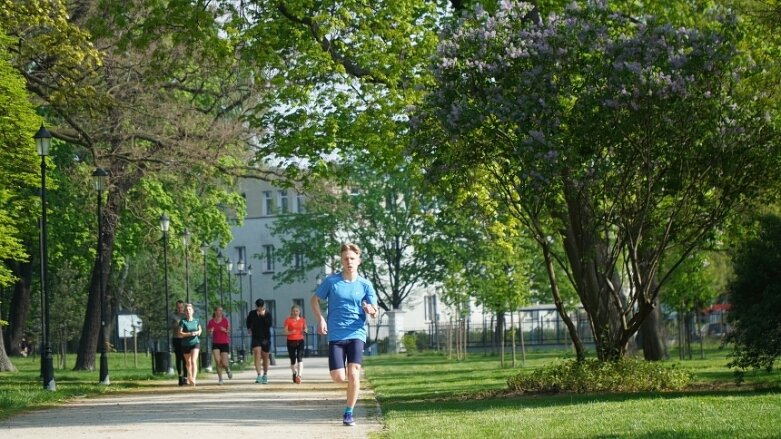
[{"x1": 421, "y1": 0, "x2": 745, "y2": 178}]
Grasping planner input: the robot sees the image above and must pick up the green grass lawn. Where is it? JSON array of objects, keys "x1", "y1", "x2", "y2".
[
  {"x1": 0, "y1": 352, "x2": 254, "y2": 420},
  {"x1": 0, "y1": 353, "x2": 168, "y2": 420},
  {"x1": 364, "y1": 347, "x2": 781, "y2": 439}
]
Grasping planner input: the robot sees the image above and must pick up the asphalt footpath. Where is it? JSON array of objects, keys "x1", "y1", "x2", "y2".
[{"x1": 1, "y1": 356, "x2": 383, "y2": 438}]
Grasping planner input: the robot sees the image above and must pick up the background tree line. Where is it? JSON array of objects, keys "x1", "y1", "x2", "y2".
[{"x1": 2, "y1": 0, "x2": 780, "y2": 374}]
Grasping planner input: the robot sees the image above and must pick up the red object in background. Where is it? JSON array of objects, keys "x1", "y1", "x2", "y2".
[{"x1": 707, "y1": 303, "x2": 732, "y2": 313}]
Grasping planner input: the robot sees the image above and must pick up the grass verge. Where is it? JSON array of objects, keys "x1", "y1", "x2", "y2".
[
  {"x1": 364, "y1": 347, "x2": 781, "y2": 439},
  {"x1": 0, "y1": 353, "x2": 254, "y2": 420}
]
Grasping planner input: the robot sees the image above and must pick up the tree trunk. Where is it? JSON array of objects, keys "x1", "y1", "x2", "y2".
[
  {"x1": 5, "y1": 258, "x2": 34, "y2": 357},
  {"x1": 73, "y1": 187, "x2": 119, "y2": 370},
  {"x1": 494, "y1": 311, "x2": 505, "y2": 346},
  {"x1": 560, "y1": 185, "x2": 626, "y2": 361},
  {"x1": 0, "y1": 304, "x2": 17, "y2": 372},
  {"x1": 496, "y1": 311, "x2": 505, "y2": 367},
  {"x1": 640, "y1": 295, "x2": 667, "y2": 361},
  {"x1": 541, "y1": 240, "x2": 585, "y2": 361}
]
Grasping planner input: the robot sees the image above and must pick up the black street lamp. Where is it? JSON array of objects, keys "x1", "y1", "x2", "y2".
[
  {"x1": 160, "y1": 214, "x2": 172, "y2": 374},
  {"x1": 182, "y1": 229, "x2": 191, "y2": 303},
  {"x1": 200, "y1": 242, "x2": 211, "y2": 371},
  {"x1": 247, "y1": 265, "x2": 253, "y2": 306},
  {"x1": 93, "y1": 167, "x2": 109, "y2": 385},
  {"x1": 217, "y1": 250, "x2": 224, "y2": 306},
  {"x1": 34, "y1": 124, "x2": 55, "y2": 391},
  {"x1": 236, "y1": 259, "x2": 246, "y2": 356},
  {"x1": 225, "y1": 257, "x2": 233, "y2": 357}
]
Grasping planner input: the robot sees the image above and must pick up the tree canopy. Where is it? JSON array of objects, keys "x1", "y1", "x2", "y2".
[{"x1": 413, "y1": 1, "x2": 781, "y2": 360}]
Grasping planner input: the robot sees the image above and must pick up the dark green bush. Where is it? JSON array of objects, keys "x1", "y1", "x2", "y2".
[{"x1": 507, "y1": 358, "x2": 692, "y2": 393}]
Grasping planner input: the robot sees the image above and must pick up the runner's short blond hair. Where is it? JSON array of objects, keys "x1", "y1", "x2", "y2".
[{"x1": 340, "y1": 242, "x2": 361, "y2": 256}]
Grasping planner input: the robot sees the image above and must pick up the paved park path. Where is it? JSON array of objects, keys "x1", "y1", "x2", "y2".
[{"x1": 1, "y1": 356, "x2": 383, "y2": 438}]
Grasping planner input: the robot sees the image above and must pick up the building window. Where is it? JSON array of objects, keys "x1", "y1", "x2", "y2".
[
  {"x1": 296, "y1": 192, "x2": 305, "y2": 213},
  {"x1": 236, "y1": 246, "x2": 247, "y2": 271},
  {"x1": 278, "y1": 190, "x2": 289, "y2": 214},
  {"x1": 294, "y1": 252, "x2": 304, "y2": 270},
  {"x1": 265, "y1": 300, "x2": 276, "y2": 329},
  {"x1": 263, "y1": 244, "x2": 275, "y2": 272},
  {"x1": 263, "y1": 191, "x2": 273, "y2": 216}
]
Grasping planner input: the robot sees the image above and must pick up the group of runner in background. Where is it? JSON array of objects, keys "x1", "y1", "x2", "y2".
[{"x1": 167, "y1": 242, "x2": 378, "y2": 427}]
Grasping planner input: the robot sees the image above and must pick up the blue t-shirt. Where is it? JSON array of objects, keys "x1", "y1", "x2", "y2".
[{"x1": 315, "y1": 272, "x2": 377, "y2": 342}]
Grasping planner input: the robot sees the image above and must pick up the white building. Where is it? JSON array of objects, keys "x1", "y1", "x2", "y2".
[{"x1": 223, "y1": 178, "x2": 477, "y2": 354}]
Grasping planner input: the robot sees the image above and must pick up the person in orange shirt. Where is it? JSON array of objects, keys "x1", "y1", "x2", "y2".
[{"x1": 283, "y1": 305, "x2": 307, "y2": 383}]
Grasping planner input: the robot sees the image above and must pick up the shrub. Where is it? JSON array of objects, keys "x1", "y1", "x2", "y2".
[
  {"x1": 725, "y1": 214, "x2": 781, "y2": 374},
  {"x1": 507, "y1": 358, "x2": 692, "y2": 393},
  {"x1": 401, "y1": 333, "x2": 419, "y2": 354}
]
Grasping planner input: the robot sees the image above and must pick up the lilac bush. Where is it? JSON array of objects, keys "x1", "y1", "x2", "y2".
[{"x1": 415, "y1": 1, "x2": 779, "y2": 361}]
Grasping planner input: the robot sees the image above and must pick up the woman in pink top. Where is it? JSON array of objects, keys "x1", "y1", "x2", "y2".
[
  {"x1": 283, "y1": 305, "x2": 307, "y2": 383},
  {"x1": 207, "y1": 306, "x2": 232, "y2": 384}
]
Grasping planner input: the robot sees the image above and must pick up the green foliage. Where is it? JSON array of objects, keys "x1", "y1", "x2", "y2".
[
  {"x1": 415, "y1": 0, "x2": 781, "y2": 361},
  {"x1": 507, "y1": 358, "x2": 692, "y2": 393},
  {"x1": 400, "y1": 331, "x2": 430, "y2": 354},
  {"x1": 239, "y1": 1, "x2": 443, "y2": 180},
  {"x1": 270, "y1": 159, "x2": 446, "y2": 311},
  {"x1": 660, "y1": 248, "x2": 721, "y2": 312},
  {"x1": 726, "y1": 214, "x2": 781, "y2": 373},
  {"x1": 0, "y1": 29, "x2": 41, "y2": 287}
]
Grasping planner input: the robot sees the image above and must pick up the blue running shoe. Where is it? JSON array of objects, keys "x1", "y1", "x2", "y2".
[
  {"x1": 343, "y1": 412, "x2": 356, "y2": 426},
  {"x1": 255, "y1": 374, "x2": 262, "y2": 384},
  {"x1": 261, "y1": 374, "x2": 268, "y2": 384}
]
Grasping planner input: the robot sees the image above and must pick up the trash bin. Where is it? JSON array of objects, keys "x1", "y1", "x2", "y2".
[
  {"x1": 199, "y1": 351, "x2": 211, "y2": 370},
  {"x1": 154, "y1": 351, "x2": 170, "y2": 374}
]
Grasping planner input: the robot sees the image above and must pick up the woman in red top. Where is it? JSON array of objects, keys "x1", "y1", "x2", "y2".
[
  {"x1": 283, "y1": 305, "x2": 307, "y2": 383},
  {"x1": 207, "y1": 306, "x2": 232, "y2": 384}
]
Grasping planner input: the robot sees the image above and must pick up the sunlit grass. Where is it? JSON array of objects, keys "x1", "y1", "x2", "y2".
[
  {"x1": 0, "y1": 353, "x2": 166, "y2": 419},
  {"x1": 4, "y1": 345, "x2": 780, "y2": 438},
  {"x1": 0, "y1": 352, "x2": 258, "y2": 420},
  {"x1": 364, "y1": 346, "x2": 781, "y2": 439}
]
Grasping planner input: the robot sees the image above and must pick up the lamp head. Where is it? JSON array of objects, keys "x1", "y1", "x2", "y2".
[
  {"x1": 34, "y1": 124, "x2": 52, "y2": 156},
  {"x1": 159, "y1": 214, "x2": 170, "y2": 233},
  {"x1": 92, "y1": 167, "x2": 108, "y2": 192}
]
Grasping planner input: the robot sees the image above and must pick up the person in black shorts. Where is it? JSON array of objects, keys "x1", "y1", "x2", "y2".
[
  {"x1": 311, "y1": 243, "x2": 378, "y2": 426},
  {"x1": 207, "y1": 306, "x2": 232, "y2": 384},
  {"x1": 283, "y1": 305, "x2": 307, "y2": 383},
  {"x1": 246, "y1": 298, "x2": 273, "y2": 384},
  {"x1": 170, "y1": 300, "x2": 188, "y2": 385},
  {"x1": 178, "y1": 303, "x2": 202, "y2": 387}
]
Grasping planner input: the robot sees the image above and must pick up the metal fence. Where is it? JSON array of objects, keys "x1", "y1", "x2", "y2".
[{"x1": 111, "y1": 309, "x2": 734, "y2": 363}]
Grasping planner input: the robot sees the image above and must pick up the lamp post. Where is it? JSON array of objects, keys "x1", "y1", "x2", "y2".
[
  {"x1": 160, "y1": 214, "x2": 172, "y2": 374},
  {"x1": 182, "y1": 229, "x2": 191, "y2": 303},
  {"x1": 34, "y1": 124, "x2": 55, "y2": 391},
  {"x1": 236, "y1": 259, "x2": 246, "y2": 358},
  {"x1": 225, "y1": 257, "x2": 233, "y2": 359},
  {"x1": 217, "y1": 250, "x2": 224, "y2": 306},
  {"x1": 93, "y1": 167, "x2": 109, "y2": 385},
  {"x1": 200, "y1": 242, "x2": 211, "y2": 371},
  {"x1": 247, "y1": 265, "x2": 253, "y2": 307}
]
